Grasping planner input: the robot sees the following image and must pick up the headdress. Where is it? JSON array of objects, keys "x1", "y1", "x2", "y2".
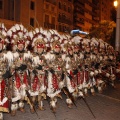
[
  {"x1": 29, "y1": 27, "x2": 48, "y2": 52},
  {"x1": 7, "y1": 24, "x2": 29, "y2": 51},
  {"x1": 48, "y1": 29, "x2": 61, "y2": 50},
  {"x1": 0, "y1": 23, "x2": 9, "y2": 49}
]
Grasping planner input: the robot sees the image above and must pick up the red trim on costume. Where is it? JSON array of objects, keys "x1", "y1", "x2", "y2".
[
  {"x1": 32, "y1": 76, "x2": 39, "y2": 91},
  {"x1": 0, "y1": 80, "x2": 9, "y2": 110},
  {"x1": 55, "y1": 44, "x2": 61, "y2": 48},
  {"x1": 15, "y1": 74, "x2": 21, "y2": 89},
  {"x1": 17, "y1": 40, "x2": 25, "y2": 45},
  {"x1": 58, "y1": 66, "x2": 61, "y2": 70},
  {"x1": 68, "y1": 47, "x2": 73, "y2": 52},
  {"x1": 85, "y1": 70, "x2": 89, "y2": 82},
  {"x1": 44, "y1": 75, "x2": 48, "y2": 88},
  {"x1": 0, "y1": 39, "x2": 4, "y2": 44},
  {"x1": 23, "y1": 72, "x2": 28, "y2": 86},
  {"x1": 74, "y1": 46, "x2": 79, "y2": 49},
  {"x1": 37, "y1": 44, "x2": 45, "y2": 48},
  {"x1": 70, "y1": 70, "x2": 76, "y2": 88},
  {"x1": 52, "y1": 74, "x2": 59, "y2": 90}
]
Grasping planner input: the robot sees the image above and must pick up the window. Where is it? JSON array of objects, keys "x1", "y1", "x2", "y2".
[
  {"x1": 59, "y1": 2, "x2": 61, "y2": 9},
  {"x1": 46, "y1": 4, "x2": 49, "y2": 9},
  {"x1": 30, "y1": 1, "x2": 35, "y2": 10},
  {"x1": 45, "y1": 15, "x2": 49, "y2": 23},
  {"x1": 30, "y1": 18, "x2": 34, "y2": 27},
  {"x1": 59, "y1": 24, "x2": 62, "y2": 31},
  {"x1": 0, "y1": 1, "x2": 2, "y2": 9},
  {"x1": 64, "y1": 4, "x2": 66, "y2": 11},
  {"x1": 51, "y1": 17, "x2": 55, "y2": 24},
  {"x1": 68, "y1": 7, "x2": 71, "y2": 13},
  {"x1": 51, "y1": 7, "x2": 54, "y2": 12}
]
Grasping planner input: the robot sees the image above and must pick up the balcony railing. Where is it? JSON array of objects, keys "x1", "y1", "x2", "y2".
[
  {"x1": 45, "y1": 0, "x2": 56, "y2": 5},
  {"x1": 58, "y1": 18, "x2": 72, "y2": 24},
  {"x1": 44, "y1": 22, "x2": 55, "y2": 29}
]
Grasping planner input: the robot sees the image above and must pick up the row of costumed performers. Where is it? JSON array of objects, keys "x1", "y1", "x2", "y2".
[{"x1": 0, "y1": 23, "x2": 118, "y2": 120}]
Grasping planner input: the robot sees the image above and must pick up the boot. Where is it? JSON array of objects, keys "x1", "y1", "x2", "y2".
[
  {"x1": 30, "y1": 108, "x2": 35, "y2": 114},
  {"x1": 19, "y1": 107, "x2": 25, "y2": 113},
  {"x1": 11, "y1": 110, "x2": 16, "y2": 116},
  {"x1": 0, "y1": 112, "x2": 3, "y2": 120},
  {"x1": 38, "y1": 106, "x2": 45, "y2": 111}
]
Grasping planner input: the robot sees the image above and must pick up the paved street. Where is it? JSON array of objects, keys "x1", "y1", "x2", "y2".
[{"x1": 4, "y1": 81, "x2": 120, "y2": 120}]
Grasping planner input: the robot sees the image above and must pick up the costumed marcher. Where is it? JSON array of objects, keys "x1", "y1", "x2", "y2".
[
  {"x1": 63, "y1": 41, "x2": 78, "y2": 108},
  {"x1": 28, "y1": 28, "x2": 48, "y2": 113},
  {"x1": 71, "y1": 36, "x2": 85, "y2": 98},
  {"x1": 80, "y1": 38, "x2": 92, "y2": 96},
  {"x1": 7, "y1": 24, "x2": 31, "y2": 116},
  {"x1": 0, "y1": 23, "x2": 13, "y2": 120},
  {"x1": 45, "y1": 30, "x2": 65, "y2": 112}
]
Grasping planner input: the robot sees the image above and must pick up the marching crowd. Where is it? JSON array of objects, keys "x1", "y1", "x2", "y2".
[{"x1": 0, "y1": 23, "x2": 119, "y2": 120}]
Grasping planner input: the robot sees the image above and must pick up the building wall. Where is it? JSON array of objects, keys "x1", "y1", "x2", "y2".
[
  {"x1": 43, "y1": 0, "x2": 57, "y2": 29},
  {"x1": 74, "y1": 0, "x2": 100, "y2": 32},
  {"x1": 99, "y1": 0, "x2": 113, "y2": 21},
  {"x1": 0, "y1": 0, "x2": 114, "y2": 33},
  {"x1": 57, "y1": 0, "x2": 73, "y2": 32}
]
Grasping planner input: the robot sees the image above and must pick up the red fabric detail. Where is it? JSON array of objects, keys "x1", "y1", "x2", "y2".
[
  {"x1": 0, "y1": 39, "x2": 4, "y2": 44},
  {"x1": 68, "y1": 47, "x2": 73, "y2": 52},
  {"x1": 0, "y1": 80, "x2": 9, "y2": 109},
  {"x1": 70, "y1": 70, "x2": 76, "y2": 88},
  {"x1": 58, "y1": 66, "x2": 61, "y2": 70},
  {"x1": 23, "y1": 72, "x2": 28, "y2": 86},
  {"x1": 17, "y1": 40, "x2": 25, "y2": 45},
  {"x1": 15, "y1": 74, "x2": 21, "y2": 89},
  {"x1": 77, "y1": 72, "x2": 81, "y2": 85},
  {"x1": 37, "y1": 44, "x2": 45, "y2": 48},
  {"x1": 0, "y1": 80, "x2": 5, "y2": 101},
  {"x1": 85, "y1": 70, "x2": 89, "y2": 82},
  {"x1": 52, "y1": 74, "x2": 59, "y2": 90},
  {"x1": 44, "y1": 75, "x2": 48, "y2": 88},
  {"x1": 55, "y1": 44, "x2": 61, "y2": 48},
  {"x1": 32, "y1": 76, "x2": 39, "y2": 91}
]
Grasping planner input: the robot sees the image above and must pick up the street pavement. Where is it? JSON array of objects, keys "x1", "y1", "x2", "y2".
[{"x1": 4, "y1": 81, "x2": 120, "y2": 120}]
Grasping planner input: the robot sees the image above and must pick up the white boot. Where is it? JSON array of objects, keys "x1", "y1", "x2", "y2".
[{"x1": 0, "y1": 112, "x2": 3, "y2": 120}]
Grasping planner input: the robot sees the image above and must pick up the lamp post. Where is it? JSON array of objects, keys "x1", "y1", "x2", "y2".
[{"x1": 114, "y1": 0, "x2": 120, "y2": 51}]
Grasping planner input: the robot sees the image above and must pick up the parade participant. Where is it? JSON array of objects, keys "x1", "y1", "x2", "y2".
[
  {"x1": 0, "y1": 23, "x2": 13, "y2": 120},
  {"x1": 7, "y1": 24, "x2": 31, "y2": 116},
  {"x1": 63, "y1": 41, "x2": 78, "y2": 108},
  {"x1": 45, "y1": 31, "x2": 65, "y2": 112},
  {"x1": 29, "y1": 29, "x2": 48, "y2": 112},
  {"x1": 71, "y1": 36, "x2": 84, "y2": 98}
]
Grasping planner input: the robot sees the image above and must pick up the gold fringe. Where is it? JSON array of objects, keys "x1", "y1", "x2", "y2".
[{"x1": 0, "y1": 107, "x2": 9, "y2": 113}]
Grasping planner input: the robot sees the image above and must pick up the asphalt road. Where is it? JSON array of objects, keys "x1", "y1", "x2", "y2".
[{"x1": 4, "y1": 81, "x2": 120, "y2": 120}]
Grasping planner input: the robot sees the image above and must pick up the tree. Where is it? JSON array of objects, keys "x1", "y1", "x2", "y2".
[{"x1": 87, "y1": 20, "x2": 116, "y2": 42}]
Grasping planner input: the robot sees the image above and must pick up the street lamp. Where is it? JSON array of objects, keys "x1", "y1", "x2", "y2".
[
  {"x1": 114, "y1": 0, "x2": 118, "y2": 7},
  {"x1": 114, "y1": 0, "x2": 120, "y2": 51}
]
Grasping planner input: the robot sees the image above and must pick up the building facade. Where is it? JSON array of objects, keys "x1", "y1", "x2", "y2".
[
  {"x1": 57, "y1": 0, "x2": 73, "y2": 33},
  {"x1": 73, "y1": 0, "x2": 100, "y2": 32},
  {"x1": 0, "y1": 0, "x2": 113, "y2": 32},
  {"x1": 0, "y1": 0, "x2": 43, "y2": 29}
]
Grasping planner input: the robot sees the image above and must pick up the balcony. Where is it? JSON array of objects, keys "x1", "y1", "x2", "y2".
[
  {"x1": 74, "y1": 0, "x2": 85, "y2": 6},
  {"x1": 74, "y1": 8, "x2": 85, "y2": 15},
  {"x1": 58, "y1": 18, "x2": 72, "y2": 25},
  {"x1": 45, "y1": 0, "x2": 56, "y2": 5},
  {"x1": 92, "y1": 16, "x2": 99, "y2": 22},
  {"x1": 44, "y1": 22, "x2": 55, "y2": 29}
]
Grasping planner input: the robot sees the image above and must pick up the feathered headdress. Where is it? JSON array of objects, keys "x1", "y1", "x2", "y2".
[
  {"x1": 7, "y1": 24, "x2": 30, "y2": 51},
  {"x1": 29, "y1": 27, "x2": 49, "y2": 52},
  {"x1": 48, "y1": 29, "x2": 62, "y2": 50},
  {"x1": 0, "y1": 23, "x2": 9, "y2": 49}
]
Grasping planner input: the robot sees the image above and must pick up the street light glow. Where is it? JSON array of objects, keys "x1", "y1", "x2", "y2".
[
  {"x1": 114, "y1": 0, "x2": 118, "y2": 7},
  {"x1": 114, "y1": 0, "x2": 120, "y2": 51}
]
